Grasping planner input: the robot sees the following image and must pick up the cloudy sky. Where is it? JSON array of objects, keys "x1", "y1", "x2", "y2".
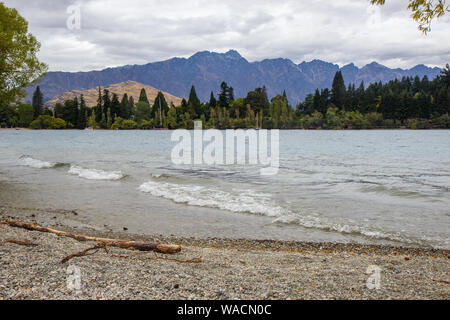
[{"x1": 4, "y1": 0, "x2": 450, "y2": 71}]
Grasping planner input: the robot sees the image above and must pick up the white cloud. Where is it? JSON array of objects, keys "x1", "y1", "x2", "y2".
[{"x1": 4, "y1": 0, "x2": 450, "y2": 71}]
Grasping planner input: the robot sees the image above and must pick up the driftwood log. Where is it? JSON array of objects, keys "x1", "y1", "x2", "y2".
[{"x1": 0, "y1": 220, "x2": 181, "y2": 254}]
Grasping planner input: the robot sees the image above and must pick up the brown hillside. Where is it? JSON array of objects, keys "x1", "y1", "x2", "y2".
[{"x1": 45, "y1": 81, "x2": 183, "y2": 108}]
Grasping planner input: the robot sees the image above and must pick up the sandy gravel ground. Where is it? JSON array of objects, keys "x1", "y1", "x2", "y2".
[{"x1": 0, "y1": 205, "x2": 448, "y2": 300}]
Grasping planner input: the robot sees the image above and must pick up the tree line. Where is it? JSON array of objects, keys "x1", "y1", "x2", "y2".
[
  {"x1": 297, "y1": 64, "x2": 450, "y2": 129},
  {"x1": 1, "y1": 65, "x2": 449, "y2": 130}
]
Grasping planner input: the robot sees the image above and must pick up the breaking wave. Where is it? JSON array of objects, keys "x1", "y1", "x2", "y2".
[
  {"x1": 139, "y1": 180, "x2": 284, "y2": 217},
  {"x1": 138, "y1": 179, "x2": 439, "y2": 247},
  {"x1": 19, "y1": 156, "x2": 67, "y2": 169},
  {"x1": 68, "y1": 165, "x2": 125, "y2": 181},
  {"x1": 271, "y1": 215, "x2": 434, "y2": 247}
]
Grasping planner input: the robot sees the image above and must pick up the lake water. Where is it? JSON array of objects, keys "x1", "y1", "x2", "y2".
[{"x1": 0, "y1": 129, "x2": 449, "y2": 249}]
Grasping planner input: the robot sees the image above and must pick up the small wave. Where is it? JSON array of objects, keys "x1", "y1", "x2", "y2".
[
  {"x1": 19, "y1": 156, "x2": 62, "y2": 169},
  {"x1": 138, "y1": 179, "x2": 442, "y2": 248},
  {"x1": 68, "y1": 165, "x2": 125, "y2": 181},
  {"x1": 138, "y1": 180, "x2": 284, "y2": 217},
  {"x1": 272, "y1": 215, "x2": 436, "y2": 247}
]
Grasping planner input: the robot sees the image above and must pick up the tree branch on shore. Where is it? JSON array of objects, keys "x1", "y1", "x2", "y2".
[
  {"x1": 0, "y1": 220, "x2": 182, "y2": 254},
  {"x1": 3, "y1": 238, "x2": 38, "y2": 247},
  {"x1": 61, "y1": 244, "x2": 107, "y2": 264}
]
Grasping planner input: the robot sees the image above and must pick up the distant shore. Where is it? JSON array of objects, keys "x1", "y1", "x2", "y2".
[
  {"x1": 2, "y1": 127, "x2": 450, "y2": 131},
  {"x1": 0, "y1": 205, "x2": 448, "y2": 300}
]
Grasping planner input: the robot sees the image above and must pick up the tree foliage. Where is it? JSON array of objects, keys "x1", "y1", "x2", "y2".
[
  {"x1": 371, "y1": 0, "x2": 449, "y2": 33},
  {"x1": 0, "y1": 3, "x2": 47, "y2": 106}
]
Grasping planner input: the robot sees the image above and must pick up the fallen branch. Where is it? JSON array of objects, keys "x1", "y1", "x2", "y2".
[
  {"x1": 0, "y1": 220, "x2": 181, "y2": 254},
  {"x1": 61, "y1": 245, "x2": 106, "y2": 264},
  {"x1": 3, "y1": 238, "x2": 38, "y2": 247}
]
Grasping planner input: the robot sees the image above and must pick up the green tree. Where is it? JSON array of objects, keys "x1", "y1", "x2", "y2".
[
  {"x1": 151, "y1": 91, "x2": 169, "y2": 122},
  {"x1": 0, "y1": 3, "x2": 47, "y2": 107},
  {"x1": 167, "y1": 106, "x2": 178, "y2": 129},
  {"x1": 187, "y1": 85, "x2": 201, "y2": 118},
  {"x1": 95, "y1": 86, "x2": 103, "y2": 122},
  {"x1": 244, "y1": 87, "x2": 270, "y2": 116},
  {"x1": 102, "y1": 89, "x2": 110, "y2": 120},
  {"x1": 17, "y1": 103, "x2": 34, "y2": 127},
  {"x1": 134, "y1": 101, "x2": 151, "y2": 123},
  {"x1": 119, "y1": 93, "x2": 132, "y2": 119},
  {"x1": 331, "y1": 71, "x2": 346, "y2": 110},
  {"x1": 441, "y1": 64, "x2": 450, "y2": 86},
  {"x1": 110, "y1": 93, "x2": 120, "y2": 122},
  {"x1": 209, "y1": 91, "x2": 217, "y2": 108},
  {"x1": 77, "y1": 95, "x2": 88, "y2": 129},
  {"x1": 139, "y1": 88, "x2": 149, "y2": 104},
  {"x1": 218, "y1": 81, "x2": 234, "y2": 108},
  {"x1": 32, "y1": 86, "x2": 44, "y2": 119},
  {"x1": 0, "y1": 104, "x2": 17, "y2": 127}
]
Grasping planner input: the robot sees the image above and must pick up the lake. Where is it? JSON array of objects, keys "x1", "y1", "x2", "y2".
[{"x1": 0, "y1": 129, "x2": 449, "y2": 249}]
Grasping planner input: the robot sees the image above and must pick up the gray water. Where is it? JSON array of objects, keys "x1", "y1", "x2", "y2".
[{"x1": 0, "y1": 129, "x2": 449, "y2": 249}]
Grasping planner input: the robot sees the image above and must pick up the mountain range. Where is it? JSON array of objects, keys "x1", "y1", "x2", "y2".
[{"x1": 27, "y1": 50, "x2": 443, "y2": 105}]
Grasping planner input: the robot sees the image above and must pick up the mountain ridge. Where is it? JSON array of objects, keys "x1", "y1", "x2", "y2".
[
  {"x1": 45, "y1": 81, "x2": 183, "y2": 108},
  {"x1": 27, "y1": 50, "x2": 442, "y2": 104}
]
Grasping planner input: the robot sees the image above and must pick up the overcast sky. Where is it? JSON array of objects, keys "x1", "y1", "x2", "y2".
[{"x1": 4, "y1": 0, "x2": 450, "y2": 72}]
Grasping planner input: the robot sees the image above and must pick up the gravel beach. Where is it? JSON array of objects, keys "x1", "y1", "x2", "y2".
[{"x1": 0, "y1": 205, "x2": 448, "y2": 300}]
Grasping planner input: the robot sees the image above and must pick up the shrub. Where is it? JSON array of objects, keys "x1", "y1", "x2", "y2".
[
  {"x1": 30, "y1": 115, "x2": 66, "y2": 129},
  {"x1": 17, "y1": 103, "x2": 34, "y2": 127},
  {"x1": 138, "y1": 120, "x2": 152, "y2": 129},
  {"x1": 121, "y1": 119, "x2": 137, "y2": 129}
]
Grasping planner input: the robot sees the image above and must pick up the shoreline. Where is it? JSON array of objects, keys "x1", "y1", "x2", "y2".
[
  {"x1": 2, "y1": 127, "x2": 450, "y2": 131},
  {"x1": 0, "y1": 205, "x2": 448, "y2": 300}
]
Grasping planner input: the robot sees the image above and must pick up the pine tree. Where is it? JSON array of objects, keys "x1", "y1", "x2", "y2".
[
  {"x1": 218, "y1": 81, "x2": 230, "y2": 108},
  {"x1": 78, "y1": 94, "x2": 87, "y2": 129},
  {"x1": 95, "y1": 86, "x2": 103, "y2": 122},
  {"x1": 32, "y1": 86, "x2": 44, "y2": 119},
  {"x1": 151, "y1": 91, "x2": 169, "y2": 119},
  {"x1": 71, "y1": 97, "x2": 79, "y2": 128},
  {"x1": 120, "y1": 93, "x2": 130, "y2": 119},
  {"x1": 209, "y1": 91, "x2": 217, "y2": 108},
  {"x1": 440, "y1": 64, "x2": 450, "y2": 86},
  {"x1": 129, "y1": 96, "x2": 135, "y2": 118},
  {"x1": 110, "y1": 93, "x2": 120, "y2": 123},
  {"x1": 139, "y1": 88, "x2": 149, "y2": 104},
  {"x1": 331, "y1": 71, "x2": 346, "y2": 110},
  {"x1": 187, "y1": 85, "x2": 201, "y2": 118},
  {"x1": 102, "y1": 89, "x2": 111, "y2": 120}
]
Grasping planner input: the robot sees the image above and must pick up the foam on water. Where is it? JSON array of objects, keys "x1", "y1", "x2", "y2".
[
  {"x1": 19, "y1": 156, "x2": 57, "y2": 169},
  {"x1": 271, "y1": 214, "x2": 432, "y2": 247},
  {"x1": 68, "y1": 165, "x2": 125, "y2": 181},
  {"x1": 139, "y1": 178, "x2": 441, "y2": 247},
  {"x1": 139, "y1": 180, "x2": 284, "y2": 217}
]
